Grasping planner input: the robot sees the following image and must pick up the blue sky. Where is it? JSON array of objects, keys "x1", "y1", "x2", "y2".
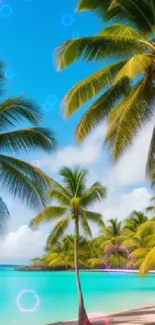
[
  {"x1": 0, "y1": 0, "x2": 153, "y2": 264},
  {"x1": 0, "y1": 0, "x2": 103, "y2": 145}
]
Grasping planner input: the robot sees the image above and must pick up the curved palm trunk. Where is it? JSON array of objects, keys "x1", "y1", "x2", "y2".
[{"x1": 74, "y1": 219, "x2": 91, "y2": 325}]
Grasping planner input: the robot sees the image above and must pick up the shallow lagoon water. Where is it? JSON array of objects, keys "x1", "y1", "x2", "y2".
[{"x1": 1, "y1": 266, "x2": 155, "y2": 325}]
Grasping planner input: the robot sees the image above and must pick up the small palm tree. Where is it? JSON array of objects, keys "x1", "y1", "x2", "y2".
[
  {"x1": 101, "y1": 218, "x2": 125, "y2": 249},
  {"x1": 124, "y1": 211, "x2": 148, "y2": 235},
  {"x1": 56, "y1": 0, "x2": 155, "y2": 178},
  {"x1": 0, "y1": 62, "x2": 56, "y2": 237},
  {"x1": 45, "y1": 235, "x2": 90, "y2": 269},
  {"x1": 30, "y1": 166, "x2": 107, "y2": 325}
]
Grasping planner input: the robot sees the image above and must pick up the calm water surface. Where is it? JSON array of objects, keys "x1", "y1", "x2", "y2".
[{"x1": 1, "y1": 266, "x2": 155, "y2": 325}]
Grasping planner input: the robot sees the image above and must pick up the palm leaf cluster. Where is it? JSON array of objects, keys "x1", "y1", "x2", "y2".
[
  {"x1": 0, "y1": 65, "x2": 56, "y2": 239},
  {"x1": 30, "y1": 166, "x2": 107, "y2": 244},
  {"x1": 56, "y1": 0, "x2": 155, "y2": 179}
]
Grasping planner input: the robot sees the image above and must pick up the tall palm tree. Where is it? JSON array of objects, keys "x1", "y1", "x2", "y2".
[
  {"x1": 30, "y1": 166, "x2": 107, "y2": 325},
  {"x1": 0, "y1": 62, "x2": 56, "y2": 238},
  {"x1": 56, "y1": 1, "x2": 155, "y2": 178}
]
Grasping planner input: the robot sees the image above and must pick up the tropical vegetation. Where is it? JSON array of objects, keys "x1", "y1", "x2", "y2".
[
  {"x1": 32, "y1": 206, "x2": 155, "y2": 277},
  {"x1": 30, "y1": 166, "x2": 107, "y2": 325},
  {"x1": 0, "y1": 62, "x2": 56, "y2": 239},
  {"x1": 56, "y1": 0, "x2": 155, "y2": 180}
]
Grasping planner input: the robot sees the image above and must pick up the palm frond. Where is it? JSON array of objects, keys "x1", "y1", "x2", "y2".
[
  {"x1": 82, "y1": 210, "x2": 104, "y2": 228},
  {"x1": 30, "y1": 206, "x2": 67, "y2": 227},
  {"x1": 98, "y1": 24, "x2": 143, "y2": 40},
  {"x1": 48, "y1": 188, "x2": 71, "y2": 206},
  {"x1": 80, "y1": 214, "x2": 92, "y2": 237},
  {"x1": 60, "y1": 166, "x2": 88, "y2": 196},
  {"x1": 47, "y1": 216, "x2": 71, "y2": 245},
  {"x1": 0, "y1": 127, "x2": 56, "y2": 153},
  {"x1": 115, "y1": 54, "x2": 154, "y2": 82},
  {"x1": 0, "y1": 196, "x2": 10, "y2": 240},
  {"x1": 77, "y1": 0, "x2": 155, "y2": 34},
  {"x1": 106, "y1": 75, "x2": 154, "y2": 161},
  {"x1": 56, "y1": 36, "x2": 142, "y2": 70},
  {"x1": 140, "y1": 246, "x2": 155, "y2": 276},
  {"x1": 0, "y1": 155, "x2": 51, "y2": 190},
  {"x1": 63, "y1": 60, "x2": 128, "y2": 117},
  {"x1": 0, "y1": 160, "x2": 47, "y2": 209},
  {"x1": 146, "y1": 126, "x2": 155, "y2": 177},
  {"x1": 81, "y1": 182, "x2": 107, "y2": 207},
  {"x1": 76, "y1": 77, "x2": 131, "y2": 142},
  {"x1": 0, "y1": 96, "x2": 43, "y2": 129}
]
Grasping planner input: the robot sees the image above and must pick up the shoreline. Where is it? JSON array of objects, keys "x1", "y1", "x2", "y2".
[
  {"x1": 14, "y1": 265, "x2": 155, "y2": 273},
  {"x1": 47, "y1": 305, "x2": 155, "y2": 325}
]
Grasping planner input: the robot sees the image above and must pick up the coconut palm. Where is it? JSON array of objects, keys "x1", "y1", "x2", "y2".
[
  {"x1": 101, "y1": 218, "x2": 125, "y2": 249},
  {"x1": 30, "y1": 166, "x2": 107, "y2": 325},
  {"x1": 0, "y1": 62, "x2": 56, "y2": 237},
  {"x1": 124, "y1": 211, "x2": 148, "y2": 236},
  {"x1": 56, "y1": 1, "x2": 155, "y2": 178}
]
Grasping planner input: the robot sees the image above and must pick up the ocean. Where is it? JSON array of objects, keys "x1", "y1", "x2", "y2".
[{"x1": 1, "y1": 265, "x2": 155, "y2": 325}]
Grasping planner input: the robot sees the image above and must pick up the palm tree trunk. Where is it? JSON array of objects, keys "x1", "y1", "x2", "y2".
[{"x1": 74, "y1": 219, "x2": 91, "y2": 325}]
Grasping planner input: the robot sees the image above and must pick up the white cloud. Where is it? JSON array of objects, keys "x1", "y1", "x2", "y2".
[
  {"x1": 102, "y1": 187, "x2": 151, "y2": 221},
  {"x1": 0, "y1": 225, "x2": 49, "y2": 263},
  {"x1": 41, "y1": 123, "x2": 106, "y2": 173},
  {"x1": 106, "y1": 123, "x2": 154, "y2": 188}
]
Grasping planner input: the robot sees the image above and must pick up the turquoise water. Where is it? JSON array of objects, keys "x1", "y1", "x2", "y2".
[{"x1": 1, "y1": 266, "x2": 155, "y2": 325}]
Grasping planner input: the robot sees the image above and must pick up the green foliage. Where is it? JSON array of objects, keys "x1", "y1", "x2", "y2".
[
  {"x1": 32, "y1": 205, "x2": 155, "y2": 274},
  {"x1": 0, "y1": 65, "x2": 57, "y2": 236},
  {"x1": 56, "y1": 0, "x2": 155, "y2": 179},
  {"x1": 31, "y1": 166, "x2": 107, "y2": 246}
]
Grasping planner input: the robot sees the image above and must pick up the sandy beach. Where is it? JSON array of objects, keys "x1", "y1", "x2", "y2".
[{"x1": 47, "y1": 306, "x2": 155, "y2": 325}]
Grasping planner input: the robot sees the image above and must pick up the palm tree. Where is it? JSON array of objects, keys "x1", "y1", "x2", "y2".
[
  {"x1": 30, "y1": 166, "x2": 107, "y2": 325},
  {"x1": 0, "y1": 62, "x2": 56, "y2": 237},
  {"x1": 124, "y1": 210, "x2": 148, "y2": 235},
  {"x1": 130, "y1": 221, "x2": 155, "y2": 274},
  {"x1": 45, "y1": 235, "x2": 90, "y2": 269},
  {"x1": 101, "y1": 218, "x2": 124, "y2": 248},
  {"x1": 56, "y1": 1, "x2": 155, "y2": 178}
]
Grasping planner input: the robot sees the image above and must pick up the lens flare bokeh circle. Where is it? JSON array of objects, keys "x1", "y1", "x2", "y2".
[
  {"x1": 103, "y1": 245, "x2": 133, "y2": 271},
  {"x1": 16, "y1": 289, "x2": 40, "y2": 313}
]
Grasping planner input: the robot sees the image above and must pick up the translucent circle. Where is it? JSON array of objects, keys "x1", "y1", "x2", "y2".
[
  {"x1": 61, "y1": 14, "x2": 73, "y2": 26},
  {"x1": 72, "y1": 31, "x2": 79, "y2": 38},
  {"x1": 32, "y1": 160, "x2": 41, "y2": 168},
  {"x1": 0, "y1": 5, "x2": 12, "y2": 17},
  {"x1": 103, "y1": 245, "x2": 133, "y2": 271},
  {"x1": 5, "y1": 68, "x2": 14, "y2": 80},
  {"x1": 43, "y1": 102, "x2": 53, "y2": 112},
  {"x1": 47, "y1": 95, "x2": 58, "y2": 106},
  {"x1": 16, "y1": 290, "x2": 40, "y2": 313}
]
